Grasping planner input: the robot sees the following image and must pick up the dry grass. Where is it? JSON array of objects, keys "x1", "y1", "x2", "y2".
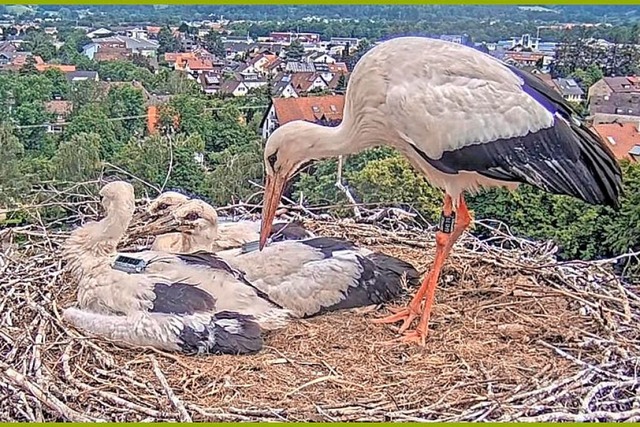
[{"x1": 0, "y1": 190, "x2": 639, "y2": 422}]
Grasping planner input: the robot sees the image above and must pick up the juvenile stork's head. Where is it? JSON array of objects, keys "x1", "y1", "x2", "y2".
[
  {"x1": 146, "y1": 191, "x2": 190, "y2": 218},
  {"x1": 99, "y1": 181, "x2": 136, "y2": 221},
  {"x1": 170, "y1": 199, "x2": 218, "y2": 236}
]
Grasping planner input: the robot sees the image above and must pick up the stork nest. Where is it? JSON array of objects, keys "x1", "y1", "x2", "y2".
[{"x1": 1, "y1": 188, "x2": 639, "y2": 422}]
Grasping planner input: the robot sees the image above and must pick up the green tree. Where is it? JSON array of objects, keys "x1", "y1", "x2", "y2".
[
  {"x1": 43, "y1": 68, "x2": 71, "y2": 99},
  {"x1": 284, "y1": 39, "x2": 305, "y2": 61},
  {"x1": 0, "y1": 125, "x2": 28, "y2": 206},
  {"x1": 106, "y1": 84, "x2": 145, "y2": 138},
  {"x1": 51, "y1": 132, "x2": 103, "y2": 182},
  {"x1": 66, "y1": 105, "x2": 119, "y2": 159},
  {"x1": 21, "y1": 30, "x2": 57, "y2": 62},
  {"x1": 205, "y1": 140, "x2": 264, "y2": 206},
  {"x1": 335, "y1": 74, "x2": 348, "y2": 94},
  {"x1": 14, "y1": 101, "x2": 49, "y2": 151},
  {"x1": 157, "y1": 25, "x2": 181, "y2": 54},
  {"x1": 19, "y1": 55, "x2": 39, "y2": 75},
  {"x1": 115, "y1": 133, "x2": 206, "y2": 196},
  {"x1": 203, "y1": 30, "x2": 225, "y2": 59}
]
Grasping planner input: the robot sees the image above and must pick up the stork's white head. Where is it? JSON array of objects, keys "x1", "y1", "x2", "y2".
[
  {"x1": 99, "y1": 181, "x2": 135, "y2": 219},
  {"x1": 147, "y1": 191, "x2": 190, "y2": 216},
  {"x1": 260, "y1": 120, "x2": 329, "y2": 250},
  {"x1": 170, "y1": 199, "x2": 218, "y2": 236}
]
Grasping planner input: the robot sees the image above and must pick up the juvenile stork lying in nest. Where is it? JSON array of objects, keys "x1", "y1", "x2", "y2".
[
  {"x1": 161, "y1": 199, "x2": 421, "y2": 318},
  {"x1": 145, "y1": 191, "x2": 313, "y2": 253},
  {"x1": 60, "y1": 181, "x2": 294, "y2": 355}
]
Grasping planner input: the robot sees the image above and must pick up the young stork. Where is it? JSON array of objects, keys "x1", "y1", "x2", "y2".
[
  {"x1": 146, "y1": 191, "x2": 313, "y2": 252},
  {"x1": 62, "y1": 181, "x2": 291, "y2": 338},
  {"x1": 258, "y1": 37, "x2": 623, "y2": 346},
  {"x1": 164, "y1": 199, "x2": 421, "y2": 318}
]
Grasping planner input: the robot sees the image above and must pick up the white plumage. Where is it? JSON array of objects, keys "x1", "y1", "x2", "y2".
[
  {"x1": 258, "y1": 36, "x2": 623, "y2": 345},
  {"x1": 60, "y1": 181, "x2": 290, "y2": 355},
  {"x1": 147, "y1": 192, "x2": 314, "y2": 253},
  {"x1": 156, "y1": 198, "x2": 420, "y2": 318}
]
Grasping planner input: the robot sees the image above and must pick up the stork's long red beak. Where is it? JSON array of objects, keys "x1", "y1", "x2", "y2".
[{"x1": 259, "y1": 174, "x2": 287, "y2": 250}]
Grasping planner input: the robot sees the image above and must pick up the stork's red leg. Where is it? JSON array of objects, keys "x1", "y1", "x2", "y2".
[{"x1": 374, "y1": 195, "x2": 472, "y2": 346}]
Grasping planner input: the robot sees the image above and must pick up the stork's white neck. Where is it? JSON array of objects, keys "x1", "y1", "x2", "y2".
[{"x1": 288, "y1": 113, "x2": 387, "y2": 162}]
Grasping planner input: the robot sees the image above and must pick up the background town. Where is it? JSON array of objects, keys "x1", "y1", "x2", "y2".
[{"x1": 0, "y1": 5, "x2": 638, "y2": 277}]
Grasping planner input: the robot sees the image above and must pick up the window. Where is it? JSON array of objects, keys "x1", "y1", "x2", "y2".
[
  {"x1": 312, "y1": 106, "x2": 320, "y2": 113},
  {"x1": 330, "y1": 105, "x2": 337, "y2": 112}
]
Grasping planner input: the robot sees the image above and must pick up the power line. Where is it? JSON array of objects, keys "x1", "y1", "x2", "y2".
[{"x1": 12, "y1": 104, "x2": 270, "y2": 130}]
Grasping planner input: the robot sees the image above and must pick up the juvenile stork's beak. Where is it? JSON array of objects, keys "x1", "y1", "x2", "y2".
[
  {"x1": 137, "y1": 214, "x2": 193, "y2": 237},
  {"x1": 259, "y1": 173, "x2": 287, "y2": 250}
]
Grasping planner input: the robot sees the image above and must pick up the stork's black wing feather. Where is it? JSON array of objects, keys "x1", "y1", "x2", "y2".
[{"x1": 411, "y1": 65, "x2": 623, "y2": 208}]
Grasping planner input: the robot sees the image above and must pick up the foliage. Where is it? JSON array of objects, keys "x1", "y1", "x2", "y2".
[
  {"x1": 205, "y1": 141, "x2": 264, "y2": 206},
  {"x1": 51, "y1": 132, "x2": 102, "y2": 182},
  {"x1": 65, "y1": 105, "x2": 119, "y2": 159},
  {"x1": 0, "y1": 125, "x2": 28, "y2": 206},
  {"x1": 114, "y1": 133, "x2": 206, "y2": 197},
  {"x1": 203, "y1": 30, "x2": 225, "y2": 59},
  {"x1": 284, "y1": 39, "x2": 305, "y2": 61},
  {"x1": 569, "y1": 64, "x2": 604, "y2": 91},
  {"x1": 157, "y1": 25, "x2": 181, "y2": 54},
  {"x1": 21, "y1": 29, "x2": 57, "y2": 62},
  {"x1": 348, "y1": 154, "x2": 444, "y2": 222}
]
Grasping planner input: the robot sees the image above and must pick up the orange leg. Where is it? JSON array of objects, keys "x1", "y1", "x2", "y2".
[{"x1": 374, "y1": 195, "x2": 472, "y2": 346}]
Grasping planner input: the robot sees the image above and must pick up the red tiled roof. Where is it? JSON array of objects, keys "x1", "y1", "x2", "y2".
[
  {"x1": 185, "y1": 58, "x2": 214, "y2": 71},
  {"x1": 164, "y1": 52, "x2": 197, "y2": 63},
  {"x1": 37, "y1": 63, "x2": 76, "y2": 72},
  {"x1": 328, "y1": 62, "x2": 348, "y2": 74},
  {"x1": 592, "y1": 122, "x2": 640, "y2": 162},
  {"x1": 272, "y1": 95, "x2": 344, "y2": 125}
]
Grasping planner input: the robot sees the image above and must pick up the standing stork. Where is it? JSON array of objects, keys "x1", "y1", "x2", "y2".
[{"x1": 258, "y1": 37, "x2": 623, "y2": 346}]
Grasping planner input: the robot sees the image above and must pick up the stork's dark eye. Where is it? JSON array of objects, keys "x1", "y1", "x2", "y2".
[
  {"x1": 185, "y1": 212, "x2": 200, "y2": 221},
  {"x1": 267, "y1": 152, "x2": 278, "y2": 169},
  {"x1": 157, "y1": 203, "x2": 168, "y2": 210}
]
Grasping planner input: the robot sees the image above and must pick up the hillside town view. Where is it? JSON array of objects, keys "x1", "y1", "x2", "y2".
[
  {"x1": 0, "y1": 5, "x2": 638, "y2": 268},
  {"x1": 0, "y1": 5, "x2": 639, "y2": 423}
]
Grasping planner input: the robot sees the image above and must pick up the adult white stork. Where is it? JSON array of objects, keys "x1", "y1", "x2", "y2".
[{"x1": 258, "y1": 36, "x2": 623, "y2": 346}]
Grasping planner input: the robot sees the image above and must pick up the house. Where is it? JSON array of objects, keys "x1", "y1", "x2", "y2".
[
  {"x1": 285, "y1": 61, "x2": 315, "y2": 73},
  {"x1": 44, "y1": 100, "x2": 73, "y2": 133},
  {"x1": 86, "y1": 27, "x2": 114, "y2": 38},
  {"x1": 552, "y1": 78, "x2": 584, "y2": 103},
  {"x1": 272, "y1": 75, "x2": 299, "y2": 98},
  {"x1": 65, "y1": 70, "x2": 99, "y2": 83},
  {"x1": 503, "y1": 51, "x2": 545, "y2": 68},
  {"x1": 84, "y1": 35, "x2": 159, "y2": 60},
  {"x1": 36, "y1": 63, "x2": 76, "y2": 73},
  {"x1": 0, "y1": 52, "x2": 44, "y2": 71},
  {"x1": 219, "y1": 79, "x2": 250, "y2": 97},
  {"x1": 290, "y1": 72, "x2": 328, "y2": 93},
  {"x1": 330, "y1": 37, "x2": 360, "y2": 49},
  {"x1": 270, "y1": 32, "x2": 321, "y2": 44},
  {"x1": 305, "y1": 51, "x2": 336, "y2": 64},
  {"x1": 260, "y1": 94, "x2": 344, "y2": 139},
  {"x1": 592, "y1": 122, "x2": 640, "y2": 162},
  {"x1": 183, "y1": 58, "x2": 215, "y2": 77},
  {"x1": 238, "y1": 53, "x2": 278, "y2": 76},
  {"x1": 588, "y1": 77, "x2": 640, "y2": 117},
  {"x1": 0, "y1": 41, "x2": 16, "y2": 54},
  {"x1": 197, "y1": 71, "x2": 221, "y2": 94},
  {"x1": 439, "y1": 34, "x2": 473, "y2": 46}
]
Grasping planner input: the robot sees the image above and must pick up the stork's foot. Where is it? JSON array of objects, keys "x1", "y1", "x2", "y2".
[
  {"x1": 400, "y1": 328, "x2": 428, "y2": 347},
  {"x1": 371, "y1": 305, "x2": 421, "y2": 334}
]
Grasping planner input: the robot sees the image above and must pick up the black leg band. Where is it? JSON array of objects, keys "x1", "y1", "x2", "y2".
[{"x1": 439, "y1": 211, "x2": 456, "y2": 234}]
